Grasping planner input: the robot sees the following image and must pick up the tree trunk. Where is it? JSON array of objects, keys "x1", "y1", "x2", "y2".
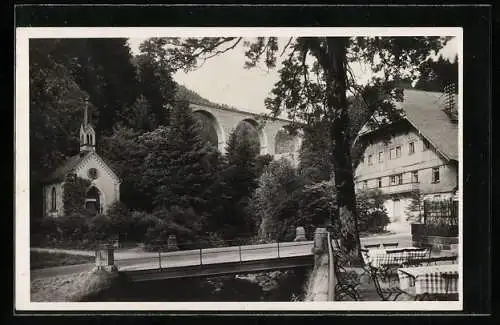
[{"x1": 323, "y1": 37, "x2": 362, "y2": 260}]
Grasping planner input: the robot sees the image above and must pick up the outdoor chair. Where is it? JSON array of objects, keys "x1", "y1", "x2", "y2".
[
  {"x1": 361, "y1": 261, "x2": 406, "y2": 301},
  {"x1": 416, "y1": 272, "x2": 459, "y2": 301},
  {"x1": 442, "y1": 272, "x2": 459, "y2": 293},
  {"x1": 330, "y1": 239, "x2": 363, "y2": 301},
  {"x1": 358, "y1": 248, "x2": 409, "y2": 301},
  {"x1": 419, "y1": 243, "x2": 433, "y2": 258},
  {"x1": 334, "y1": 258, "x2": 362, "y2": 301}
]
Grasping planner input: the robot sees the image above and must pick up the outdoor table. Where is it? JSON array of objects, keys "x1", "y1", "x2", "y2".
[
  {"x1": 362, "y1": 247, "x2": 428, "y2": 268},
  {"x1": 397, "y1": 264, "x2": 459, "y2": 297}
]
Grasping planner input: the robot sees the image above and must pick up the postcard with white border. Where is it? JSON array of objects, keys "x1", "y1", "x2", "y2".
[{"x1": 15, "y1": 26, "x2": 463, "y2": 312}]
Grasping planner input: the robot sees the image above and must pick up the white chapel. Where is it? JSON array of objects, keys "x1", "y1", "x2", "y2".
[{"x1": 43, "y1": 98, "x2": 120, "y2": 217}]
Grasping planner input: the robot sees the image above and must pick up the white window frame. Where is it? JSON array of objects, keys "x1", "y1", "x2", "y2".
[
  {"x1": 432, "y1": 167, "x2": 440, "y2": 183},
  {"x1": 411, "y1": 170, "x2": 419, "y2": 183},
  {"x1": 395, "y1": 146, "x2": 402, "y2": 158},
  {"x1": 409, "y1": 141, "x2": 415, "y2": 155}
]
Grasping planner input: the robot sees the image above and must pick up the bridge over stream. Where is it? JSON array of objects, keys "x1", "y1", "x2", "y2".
[
  {"x1": 112, "y1": 241, "x2": 314, "y2": 282},
  {"x1": 95, "y1": 234, "x2": 411, "y2": 283}
]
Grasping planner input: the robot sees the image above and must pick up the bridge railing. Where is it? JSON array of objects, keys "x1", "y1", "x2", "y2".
[{"x1": 153, "y1": 239, "x2": 314, "y2": 270}]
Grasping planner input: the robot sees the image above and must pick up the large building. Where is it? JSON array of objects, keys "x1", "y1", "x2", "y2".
[
  {"x1": 353, "y1": 89, "x2": 459, "y2": 233},
  {"x1": 42, "y1": 99, "x2": 120, "y2": 217}
]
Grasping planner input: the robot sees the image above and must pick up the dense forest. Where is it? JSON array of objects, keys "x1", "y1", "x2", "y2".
[{"x1": 29, "y1": 37, "x2": 452, "y2": 249}]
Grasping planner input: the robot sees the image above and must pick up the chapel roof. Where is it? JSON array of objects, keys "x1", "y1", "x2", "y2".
[{"x1": 43, "y1": 151, "x2": 119, "y2": 184}]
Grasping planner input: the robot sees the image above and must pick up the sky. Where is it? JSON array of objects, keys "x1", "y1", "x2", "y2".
[{"x1": 127, "y1": 37, "x2": 458, "y2": 115}]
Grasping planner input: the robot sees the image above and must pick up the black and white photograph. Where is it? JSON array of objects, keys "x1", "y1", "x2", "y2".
[{"x1": 15, "y1": 27, "x2": 463, "y2": 311}]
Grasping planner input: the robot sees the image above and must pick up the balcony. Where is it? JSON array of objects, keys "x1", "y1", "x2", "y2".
[{"x1": 379, "y1": 182, "x2": 420, "y2": 195}]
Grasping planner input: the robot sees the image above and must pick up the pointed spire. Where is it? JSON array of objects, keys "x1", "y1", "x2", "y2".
[{"x1": 83, "y1": 96, "x2": 89, "y2": 128}]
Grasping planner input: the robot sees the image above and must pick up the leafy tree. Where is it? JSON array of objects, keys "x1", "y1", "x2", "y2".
[
  {"x1": 137, "y1": 126, "x2": 172, "y2": 212},
  {"x1": 135, "y1": 38, "x2": 178, "y2": 126},
  {"x1": 29, "y1": 39, "x2": 90, "y2": 217},
  {"x1": 405, "y1": 190, "x2": 425, "y2": 223},
  {"x1": 250, "y1": 158, "x2": 304, "y2": 240},
  {"x1": 120, "y1": 95, "x2": 157, "y2": 132},
  {"x1": 298, "y1": 122, "x2": 334, "y2": 183},
  {"x1": 355, "y1": 189, "x2": 390, "y2": 234},
  {"x1": 99, "y1": 124, "x2": 150, "y2": 210},
  {"x1": 142, "y1": 101, "x2": 222, "y2": 228},
  {"x1": 161, "y1": 36, "x2": 448, "y2": 258},
  {"x1": 217, "y1": 126, "x2": 261, "y2": 238},
  {"x1": 51, "y1": 38, "x2": 140, "y2": 137},
  {"x1": 298, "y1": 180, "x2": 338, "y2": 234},
  {"x1": 255, "y1": 154, "x2": 274, "y2": 177},
  {"x1": 414, "y1": 54, "x2": 458, "y2": 93}
]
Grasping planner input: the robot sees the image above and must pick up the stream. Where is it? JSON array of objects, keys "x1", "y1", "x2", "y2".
[{"x1": 83, "y1": 268, "x2": 310, "y2": 302}]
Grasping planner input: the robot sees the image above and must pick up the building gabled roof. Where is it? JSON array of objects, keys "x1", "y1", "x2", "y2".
[
  {"x1": 355, "y1": 89, "x2": 459, "y2": 162},
  {"x1": 43, "y1": 151, "x2": 120, "y2": 184},
  {"x1": 399, "y1": 89, "x2": 458, "y2": 161},
  {"x1": 43, "y1": 152, "x2": 92, "y2": 183}
]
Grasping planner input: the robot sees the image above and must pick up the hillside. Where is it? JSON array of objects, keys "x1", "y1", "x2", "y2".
[{"x1": 174, "y1": 83, "x2": 240, "y2": 112}]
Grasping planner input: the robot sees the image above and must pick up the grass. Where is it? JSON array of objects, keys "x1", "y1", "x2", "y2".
[{"x1": 30, "y1": 251, "x2": 95, "y2": 270}]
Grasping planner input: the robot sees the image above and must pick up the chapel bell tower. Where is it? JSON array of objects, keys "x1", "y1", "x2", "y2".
[{"x1": 80, "y1": 96, "x2": 96, "y2": 153}]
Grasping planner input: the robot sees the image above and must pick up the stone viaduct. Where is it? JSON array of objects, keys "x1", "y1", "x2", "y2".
[{"x1": 190, "y1": 103, "x2": 303, "y2": 166}]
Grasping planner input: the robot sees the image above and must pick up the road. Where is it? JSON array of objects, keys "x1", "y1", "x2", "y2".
[{"x1": 31, "y1": 233, "x2": 412, "y2": 279}]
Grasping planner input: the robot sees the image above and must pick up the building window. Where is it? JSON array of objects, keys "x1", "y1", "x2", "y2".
[
  {"x1": 396, "y1": 146, "x2": 401, "y2": 158},
  {"x1": 378, "y1": 152, "x2": 383, "y2": 163},
  {"x1": 50, "y1": 187, "x2": 57, "y2": 211},
  {"x1": 423, "y1": 139, "x2": 430, "y2": 151},
  {"x1": 363, "y1": 180, "x2": 368, "y2": 189},
  {"x1": 432, "y1": 167, "x2": 440, "y2": 183},
  {"x1": 368, "y1": 155, "x2": 373, "y2": 165},
  {"x1": 390, "y1": 174, "x2": 403, "y2": 185},
  {"x1": 389, "y1": 148, "x2": 395, "y2": 160},
  {"x1": 411, "y1": 170, "x2": 419, "y2": 183},
  {"x1": 409, "y1": 142, "x2": 415, "y2": 155},
  {"x1": 378, "y1": 178, "x2": 382, "y2": 188}
]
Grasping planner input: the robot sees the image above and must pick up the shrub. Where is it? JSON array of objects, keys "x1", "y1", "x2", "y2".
[
  {"x1": 62, "y1": 176, "x2": 91, "y2": 216},
  {"x1": 55, "y1": 211, "x2": 91, "y2": 242},
  {"x1": 356, "y1": 189, "x2": 390, "y2": 234},
  {"x1": 129, "y1": 210, "x2": 158, "y2": 242},
  {"x1": 361, "y1": 210, "x2": 390, "y2": 233},
  {"x1": 198, "y1": 232, "x2": 228, "y2": 248},
  {"x1": 105, "y1": 201, "x2": 133, "y2": 241},
  {"x1": 87, "y1": 214, "x2": 112, "y2": 242},
  {"x1": 143, "y1": 206, "x2": 203, "y2": 250},
  {"x1": 144, "y1": 218, "x2": 171, "y2": 250},
  {"x1": 31, "y1": 216, "x2": 60, "y2": 245}
]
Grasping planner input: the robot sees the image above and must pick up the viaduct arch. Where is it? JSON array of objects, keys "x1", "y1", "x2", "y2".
[{"x1": 191, "y1": 103, "x2": 302, "y2": 165}]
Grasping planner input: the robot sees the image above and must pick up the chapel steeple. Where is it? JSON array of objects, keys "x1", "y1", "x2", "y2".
[{"x1": 80, "y1": 96, "x2": 96, "y2": 153}]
